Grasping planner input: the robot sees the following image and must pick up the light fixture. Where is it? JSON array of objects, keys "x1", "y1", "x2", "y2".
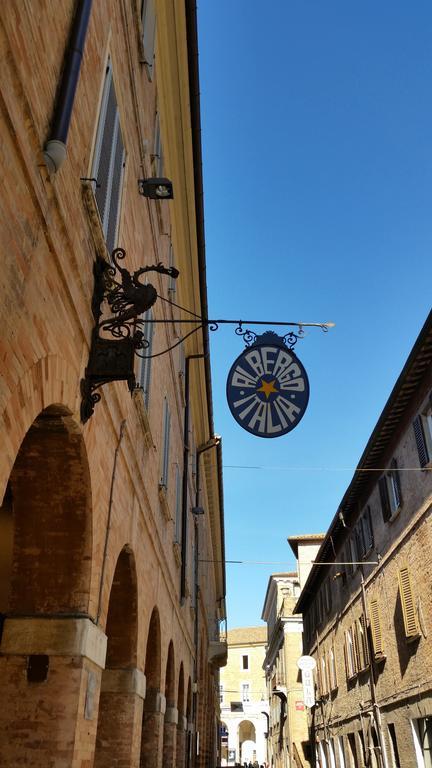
[{"x1": 138, "y1": 177, "x2": 174, "y2": 199}]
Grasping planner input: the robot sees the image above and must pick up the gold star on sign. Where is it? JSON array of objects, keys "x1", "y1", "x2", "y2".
[{"x1": 256, "y1": 379, "x2": 278, "y2": 399}]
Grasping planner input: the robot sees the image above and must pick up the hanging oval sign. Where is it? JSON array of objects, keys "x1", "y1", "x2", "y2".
[{"x1": 226, "y1": 331, "x2": 310, "y2": 438}]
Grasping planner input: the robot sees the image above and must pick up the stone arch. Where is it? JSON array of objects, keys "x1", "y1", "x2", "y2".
[
  {"x1": 238, "y1": 720, "x2": 257, "y2": 764},
  {"x1": 163, "y1": 641, "x2": 177, "y2": 768},
  {"x1": 0, "y1": 355, "x2": 81, "y2": 502},
  {"x1": 140, "y1": 607, "x2": 163, "y2": 768},
  {"x1": 0, "y1": 402, "x2": 94, "y2": 766},
  {"x1": 94, "y1": 546, "x2": 140, "y2": 767},
  {"x1": 1, "y1": 404, "x2": 92, "y2": 614}
]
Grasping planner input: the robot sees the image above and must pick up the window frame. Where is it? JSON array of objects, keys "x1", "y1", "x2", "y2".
[
  {"x1": 91, "y1": 58, "x2": 126, "y2": 254},
  {"x1": 160, "y1": 397, "x2": 171, "y2": 491}
]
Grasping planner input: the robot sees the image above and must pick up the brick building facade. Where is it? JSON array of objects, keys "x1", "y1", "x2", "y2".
[
  {"x1": 0, "y1": 2, "x2": 226, "y2": 766},
  {"x1": 294, "y1": 310, "x2": 432, "y2": 768}
]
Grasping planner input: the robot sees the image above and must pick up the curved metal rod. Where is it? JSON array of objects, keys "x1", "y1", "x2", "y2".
[{"x1": 136, "y1": 324, "x2": 205, "y2": 359}]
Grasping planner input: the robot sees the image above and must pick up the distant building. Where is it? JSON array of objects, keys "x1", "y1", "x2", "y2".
[
  {"x1": 219, "y1": 627, "x2": 269, "y2": 765},
  {"x1": 261, "y1": 536, "x2": 324, "y2": 768},
  {"x1": 294, "y1": 310, "x2": 432, "y2": 768}
]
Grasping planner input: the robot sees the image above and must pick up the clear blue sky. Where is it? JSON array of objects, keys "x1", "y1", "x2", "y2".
[{"x1": 197, "y1": 1, "x2": 432, "y2": 628}]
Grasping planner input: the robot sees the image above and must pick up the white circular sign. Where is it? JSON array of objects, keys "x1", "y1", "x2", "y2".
[{"x1": 297, "y1": 655, "x2": 316, "y2": 671}]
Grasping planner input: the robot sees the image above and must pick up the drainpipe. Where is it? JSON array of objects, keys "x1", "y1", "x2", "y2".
[
  {"x1": 44, "y1": 0, "x2": 93, "y2": 174},
  {"x1": 360, "y1": 575, "x2": 389, "y2": 768},
  {"x1": 180, "y1": 354, "x2": 206, "y2": 602},
  {"x1": 190, "y1": 437, "x2": 220, "y2": 768}
]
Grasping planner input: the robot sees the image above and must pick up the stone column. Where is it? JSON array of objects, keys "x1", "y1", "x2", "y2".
[
  {"x1": 140, "y1": 690, "x2": 166, "y2": 768},
  {"x1": 176, "y1": 714, "x2": 188, "y2": 768},
  {"x1": 0, "y1": 617, "x2": 107, "y2": 768},
  {"x1": 94, "y1": 668, "x2": 146, "y2": 768},
  {"x1": 163, "y1": 706, "x2": 178, "y2": 768}
]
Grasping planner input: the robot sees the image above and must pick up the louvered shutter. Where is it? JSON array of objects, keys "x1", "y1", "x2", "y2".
[
  {"x1": 174, "y1": 464, "x2": 182, "y2": 543},
  {"x1": 352, "y1": 623, "x2": 361, "y2": 672},
  {"x1": 391, "y1": 458, "x2": 402, "y2": 508},
  {"x1": 359, "y1": 615, "x2": 369, "y2": 667},
  {"x1": 398, "y1": 567, "x2": 419, "y2": 639},
  {"x1": 105, "y1": 117, "x2": 125, "y2": 254},
  {"x1": 92, "y1": 62, "x2": 125, "y2": 254},
  {"x1": 138, "y1": 310, "x2": 154, "y2": 409},
  {"x1": 413, "y1": 416, "x2": 429, "y2": 468},
  {"x1": 369, "y1": 599, "x2": 384, "y2": 657},
  {"x1": 362, "y1": 506, "x2": 374, "y2": 551},
  {"x1": 94, "y1": 69, "x2": 117, "y2": 229},
  {"x1": 379, "y1": 476, "x2": 391, "y2": 522},
  {"x1": 160, "y1": 398, "x2": 171, "y2": 488},
  {"x1": 142, "y1": 0, "x2": 156, "y2": 79}
]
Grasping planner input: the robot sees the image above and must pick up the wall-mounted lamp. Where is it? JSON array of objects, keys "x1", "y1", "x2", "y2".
[{"x1": 138, "y1": 177, "x2": 174, "y2": 199}]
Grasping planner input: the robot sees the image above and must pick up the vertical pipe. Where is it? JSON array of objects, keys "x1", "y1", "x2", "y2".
[
  {"x1": 360, "y1": 576, "x2": 389, "y2": 768},
  {"x1": 44, "y1": 0, "x2": 93, "y2": 173},
  {"x1": 181, "y1": 354, "x2": 205, "y2": 601}
]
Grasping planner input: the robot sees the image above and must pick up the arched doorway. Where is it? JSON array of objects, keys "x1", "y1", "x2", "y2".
[
  {"x1": 140, "y1": 607, "x2": 162, "y2": 768},
  {"x1": 0, "y1": 405, "x2": 93, "y2": 766},
  {"x1": 163, "y1": 640, "x2": 177, "y2": 768},
  {"x1": 94, "y1": 546, "x2": 141, "y2": 767},
  {"x1": 238, "y1": 720, "x2": 257, "y2": 764}
]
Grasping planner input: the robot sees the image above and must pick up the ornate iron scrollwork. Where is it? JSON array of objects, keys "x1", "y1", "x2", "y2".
[{"x1": 80, "y1": 249, "x2": 179, "y2": 423}]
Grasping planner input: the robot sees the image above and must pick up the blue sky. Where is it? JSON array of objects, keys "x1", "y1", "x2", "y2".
[{"x1": 197, "y1": 1, "x2": 432, "y2": 627}]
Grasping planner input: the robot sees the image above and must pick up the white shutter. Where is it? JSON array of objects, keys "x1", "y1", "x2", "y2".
[
  {"x1": 92, "y1": 61, "x2": 125, "y2": 254},
  {"x1": 138, "y1": 310, "x2": 154, "y2": 409},
  {"x1": 142, "y1": 0, "x2": 156, "y2": 80},
  {"x1": 161, "y1": 399, "x2": 171, "y2": 489}
]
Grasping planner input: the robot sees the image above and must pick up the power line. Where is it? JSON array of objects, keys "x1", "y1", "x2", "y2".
[{"x1": 223, "y1": 464, "x2": 430, "y2": 472}]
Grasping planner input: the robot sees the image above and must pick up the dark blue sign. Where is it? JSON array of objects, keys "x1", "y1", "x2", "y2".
[{"x1": 226, "y1": 332, "x2": 310, "y2": 438}]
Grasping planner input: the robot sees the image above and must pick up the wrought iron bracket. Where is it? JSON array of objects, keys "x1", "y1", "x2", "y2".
[{"x1": 80, "y1": 249, "x2": 179, "y2": 423}]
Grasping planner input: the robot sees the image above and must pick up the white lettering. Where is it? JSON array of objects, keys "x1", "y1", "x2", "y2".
[
  {"x1": 260, "y1": 346, "x2": 276, "y2": 375},
  {"x1": 231, "y1": 365, "x2": 257, "y2": 388},
  {"x1": 245, "y1": 350, "x2": 264, "y2": 377},
  {"x1": 266, "y1": 405, "x2": 282, "y2": 433},
  {"x1": 278, "y1": 362, "x2": 301, "y2": 383},
  {"x1": 272, "y1": 350, "x2": 294, "y2": 379},
  {"x1": 248, "y1": 402, "x2": 268, "y2": 433},
  {"x1": 275, "y1": 396, "x2": 301, "y2": 423},
  {"x1": 279, "y1": 377, "x2": 305, "y2": 392}
]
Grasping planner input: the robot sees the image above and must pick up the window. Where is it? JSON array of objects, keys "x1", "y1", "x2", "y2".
[
  {"x1": 242, "y1": 655, "x2": 249, "y2": 670},
  {"x1": 344, "y1": 628, "x2": 356, "y2": 679},
  {"x1": 92, "y1": 60, "x2": 125, "y2": 255},
  {"x1": 168, "y1": 243, "x2": 177, "y2": 296},
  {"x1": 174, "y1": 464, "x2": 182, "y2": 544},
  {"x1": 361, "y1": 506, "x2": 374, "y2": 554},
  {"x1": 137, "y1": 309, "x2": 154, "y2": 409},
  {"x1": 348, "y1": 536, "x2": 358, "y2": 574},
  {"x1": 327, "y1": 646, "x2": 338, "y2": 691},
  {"x1": 160, "y1": 397, "x2": 171, "y2": 490},
  {"x1": 219, "y1": 684, "x2": 223, "y2": 704},
  {"x1": 411, "y1": 718, "x2": 432, "y2": 768},
  {"x1": 413, "y1": 408, "x2": 432, "y2": 468},
  {"x1": 388, "y1": 723, "x2": 401, "y2": 768},
  {"x1": 141, "y1": 0, "x2": 156, "y2": 80},
  {"x1": 241, "y1": 683, "x2": 250, "y2": 702},
  {"x1": 153, "y1": 113, "x2": 164, "y2": 176},
  {"x1": 355, "y1": 615, "x2": 369, "y2": 671},
  {"x1": 323, "y1": 579, "x2": 332, "y2": 614},
  {"x1": 398, "y1": 566, "x2": 419, "y2": 640},
  {"x1": 369, "y1": 599, "x2": 384, "y2": 658},
  {"x1": 320, "y1": 654, "x2": 328, "y2": 697},
  {"x1": 379, "y1": 459, "x2": 402, "y2": 522}
]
